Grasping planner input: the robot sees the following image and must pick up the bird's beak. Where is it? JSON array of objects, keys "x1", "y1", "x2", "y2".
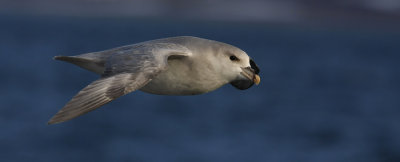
[{"x1": 230, "y1": 59, "x2": 260, "y2": 90}]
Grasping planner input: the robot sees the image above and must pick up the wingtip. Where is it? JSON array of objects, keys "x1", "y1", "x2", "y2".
[
  {"x1": 47, "y1": 117, "x2": 60, "y2": 125},
  {"x1": 53, "y1": 56, "x2": 63, "y2": 60},
  {"x1": 47, "y1": 113, "x2": 72, "y2": 125},
  {"x1": 47, "y1": 112, "x2": 69, "y2": 125}
]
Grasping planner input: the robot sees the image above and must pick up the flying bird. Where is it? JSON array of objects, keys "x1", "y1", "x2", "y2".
[{"x1": 48, "y1": 36, "x2": 260, "y2": 124}]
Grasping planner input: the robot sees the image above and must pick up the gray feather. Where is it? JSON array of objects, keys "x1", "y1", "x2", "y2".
[
  {"x1": 54, "y1": 55, "x2": 106, "y2": 74},
  {"x1": 48, "y1": 73, "x2": 149, "y2": 124},
  {"x1": 49, "y1": 43, "x2": 190, "y2": 124}
]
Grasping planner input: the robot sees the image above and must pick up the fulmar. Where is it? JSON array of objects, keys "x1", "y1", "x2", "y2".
[{"x1": 48, "y1": 36, "x2": 260, "y2": 124}]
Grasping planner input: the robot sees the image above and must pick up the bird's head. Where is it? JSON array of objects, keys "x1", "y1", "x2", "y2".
[{"x1": 215, "y1": 46, "x2": 260, "y2": 90}]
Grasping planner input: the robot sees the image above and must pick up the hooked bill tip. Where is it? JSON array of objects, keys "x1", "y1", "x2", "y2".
[{"x1": 254, "y1": 74, "x2": 260, "y2": 85}]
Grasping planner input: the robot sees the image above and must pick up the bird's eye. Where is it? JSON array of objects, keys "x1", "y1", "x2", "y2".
[{"x1": 230, "y1": 55, "x2": 239, "y2": 61}]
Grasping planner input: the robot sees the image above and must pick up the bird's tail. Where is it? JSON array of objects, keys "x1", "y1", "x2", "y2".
[{"x1": 54, "y1": 54, "x2": 106, "y2": 75}]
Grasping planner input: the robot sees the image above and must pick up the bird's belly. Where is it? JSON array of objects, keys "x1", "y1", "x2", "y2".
[
  {"x1": 139, "y1": 72, "x2": 208, "y2": 95},
  {"x1": 139, "y1": 60, "x2": 225, "y2": 95}
]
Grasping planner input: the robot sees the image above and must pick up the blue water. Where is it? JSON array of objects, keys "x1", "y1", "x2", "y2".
[{"x1": 1, "y1": 16, "x2": 400, "y2": 162}]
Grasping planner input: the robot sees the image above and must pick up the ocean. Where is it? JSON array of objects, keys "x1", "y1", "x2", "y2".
[{"x1": 1, "y1": 15, "x2": 399, "y2": 162}]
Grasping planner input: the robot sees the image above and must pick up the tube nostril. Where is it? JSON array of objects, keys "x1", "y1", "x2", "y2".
[{"x1": 250, "y1": 59, "x2": 260, "y2": 74}]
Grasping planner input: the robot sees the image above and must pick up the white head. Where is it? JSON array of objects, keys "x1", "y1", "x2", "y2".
[{"x1": 209, "y1": 42, "x2": 260, "y2": 90}]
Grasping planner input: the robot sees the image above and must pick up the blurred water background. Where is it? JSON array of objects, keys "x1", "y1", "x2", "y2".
[{"x1": 0, "y1": 0, "x2": 400, "y2": 161}]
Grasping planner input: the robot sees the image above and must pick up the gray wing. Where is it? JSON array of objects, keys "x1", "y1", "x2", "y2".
[{"x1": 48, "y1": 43, "x2": 191, "y2": 124}]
